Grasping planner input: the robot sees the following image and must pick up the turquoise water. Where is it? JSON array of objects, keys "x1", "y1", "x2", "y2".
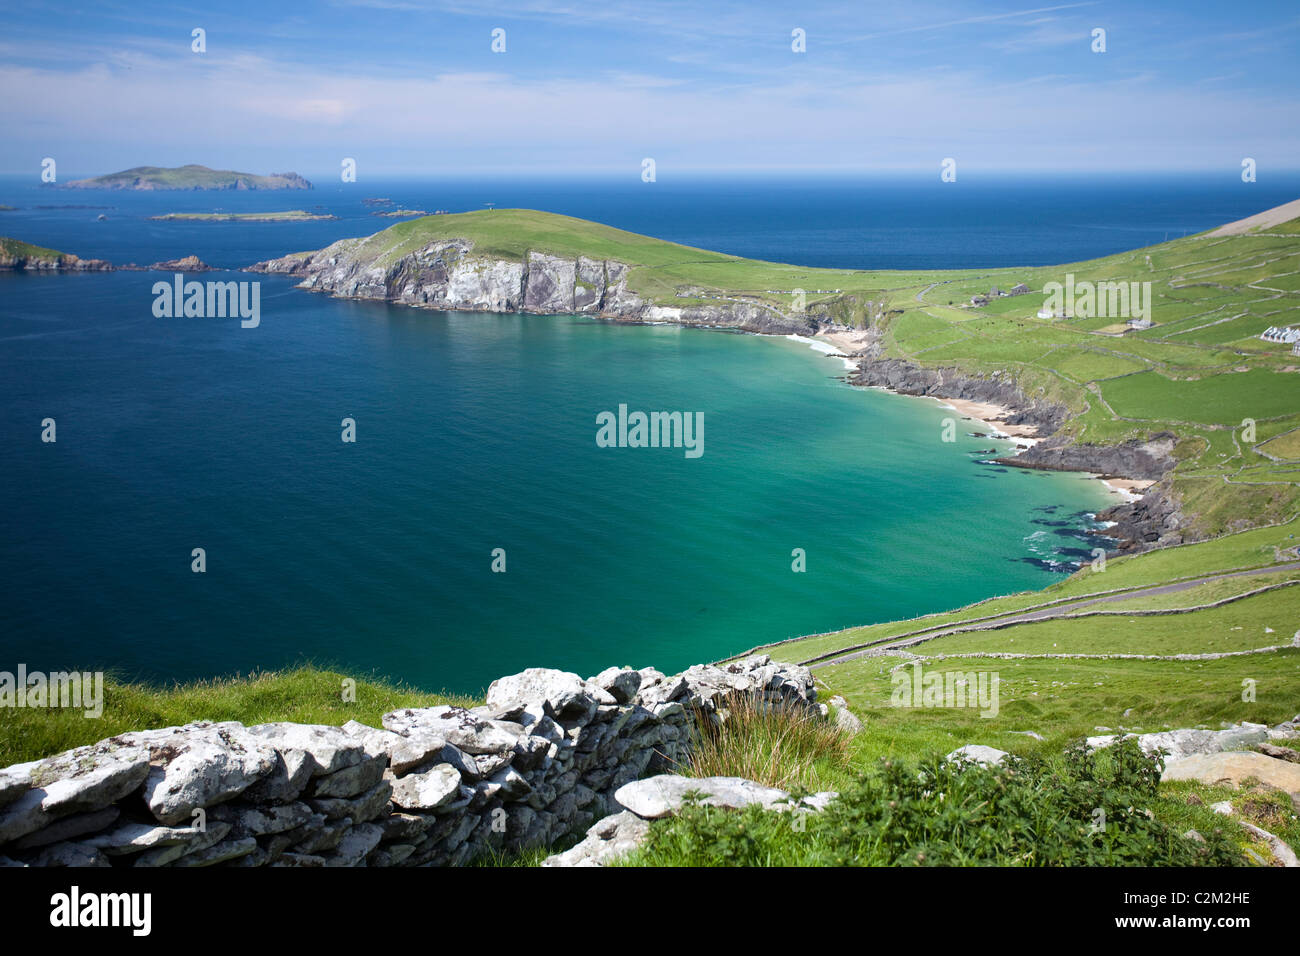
[{"x1": 0, "y1": 269, "x2": 1113, "y2": 693}]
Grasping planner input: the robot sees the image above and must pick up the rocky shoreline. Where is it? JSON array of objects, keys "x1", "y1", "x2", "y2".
[{"x1": 840, "y1": 336, "x2": 1186, "y2": 553}]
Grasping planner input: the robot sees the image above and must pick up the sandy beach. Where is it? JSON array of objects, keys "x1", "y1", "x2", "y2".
[{"x1": 935, "y1": 397, "x2": 1043, "y2": 447}]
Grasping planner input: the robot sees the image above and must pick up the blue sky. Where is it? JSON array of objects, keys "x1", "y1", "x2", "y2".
[{"x1": 2, "y1": 0, "x2": 1298, "y2": 177}]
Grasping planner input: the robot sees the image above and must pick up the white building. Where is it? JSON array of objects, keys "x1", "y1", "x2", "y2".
[{"x1": 1261, "y1": 326, "x2": 1300, "y2": 345}]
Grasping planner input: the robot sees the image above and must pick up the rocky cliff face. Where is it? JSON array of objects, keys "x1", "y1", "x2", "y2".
[
  {"x1": 0, "y1": 251, "x2": 112, "y2": 272},
  {"x1": 850, "y1": 355, "x2": 1067, "y2": 434},
  {"x1": 251, "y1": 238, "x2": 819, "y2": 334}
]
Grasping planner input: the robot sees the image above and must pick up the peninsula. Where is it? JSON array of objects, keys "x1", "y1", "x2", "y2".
[{"x1": 251, "y1": 203, "x2": 1300, "y2": 556}]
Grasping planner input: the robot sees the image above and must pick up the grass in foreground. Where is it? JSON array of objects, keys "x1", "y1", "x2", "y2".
[
  {"x1": 681, "y1": 695, "x2": 855, "y2": 792},
  {"x1": 621, "y1": 739, "x2": 1243, "y2": 867},
  {"x1": 0, "y1": 664, "x2": 473, "y2": 767}
]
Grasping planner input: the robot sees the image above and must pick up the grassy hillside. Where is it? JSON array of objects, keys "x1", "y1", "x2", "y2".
[
  {"x1": 0, "y1": 236, "x2": 65, "y2": 262},
  {"x1": 0, "y1": 665, "x2": 471, "y2": 767}
]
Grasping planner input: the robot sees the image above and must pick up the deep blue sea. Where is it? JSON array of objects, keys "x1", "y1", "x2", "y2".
[{"x1": 1, "y1": 173, "x2": 1294, "y2": 693}]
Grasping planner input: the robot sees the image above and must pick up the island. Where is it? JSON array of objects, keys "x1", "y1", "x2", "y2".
[
  {"x1": 371, "y1": 208, "x2": 428, "y2": 218},
  {"x1": 65, "y1": 165, "x2": 312, "y2": 191},
  {"x1": 149, "y1": 210, "x2": 336, "y2": 222},
  {"x1": 0, "y1": 236, "x2": 112, "y2": 271}
]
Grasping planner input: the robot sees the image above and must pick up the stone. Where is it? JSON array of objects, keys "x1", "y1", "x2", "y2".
[
  {"x1": 1162, "y1": 751, "x2": 1300, "y2": 793},
  {"x1": 172, "y1": 836, "x2": 258, "y2": 867},
  {"x1": 213, "y1": 801, "x2": 314, "y2": 836},
  {"x1": 1088, "y1": 725, "x2": 1270, "y2": 762},
  {"x1": 30, "y1": 841, "x2": 111, "y2": 867},
  {"x1": 542, "y1": 811, "x2": 650, "y2": 866},
  {"x1": 340, "y1": 720, "x2": 444, "y2": 774},
  {"x1": 614, "y1": 775, "x2": 793, "y2": 819},
  {"x1": 486, "y1": 668, "x2": 615, "y2": 720},
  {"x1": 244, "y1": 723, "x2": 367, "y2": 776},
  {"x1": 591, "y1": 667, "x2": 642, "y2": 706},
  {"x1": 292, "y1": 818, "x2": 352, "y2": 854},
  {"x1": 382, "y1": 705, "x2": 521, "y2": 756},
  {"x1": 0, "y1": 741, "x2": 150, "y2": 844},
  {"x1": 308, "y1": 754, "x2": 386, "y2": 798},
  {"x1": 12, "y1": 806, "x2": 119, "y2": 850},
  {"x1": 388, "y1": 763, "x2": 462, "y2": 811},
  {"x1": 309, "y1": 780, "x2": 391, "y2": 823},
  {"x1": 831, "y1": 700, "x2": 864, "y2": 734},
  {"x1": 326, "y1": 822, "x2": 383, "y2": 866},
  {"x1": 85, "y1": 820, "x2": 213, "y2": 854},
  {"x1": 945, "y1": 745, "x2": 1009, "y2": 767},
  {"x1": 0, "y1": 761, "x2": 36, "y2": 809},
  {"x1": 132, "y1": 822, "x2": 232, "y2": 866},
  {"x1": 122, "y1": 723, "x2": 278, "y2": 825}
]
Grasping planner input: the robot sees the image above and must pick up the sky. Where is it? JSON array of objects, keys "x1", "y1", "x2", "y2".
[{"x1": 2, "y1": 0, "x2": 1298, "y2": 178}]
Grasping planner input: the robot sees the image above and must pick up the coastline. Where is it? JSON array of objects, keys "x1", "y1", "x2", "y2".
[{"x1": 803, "y1": 330, "x2": 1151, "y2": 510}]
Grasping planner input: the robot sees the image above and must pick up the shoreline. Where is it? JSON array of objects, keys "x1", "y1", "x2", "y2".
[{"x1": 802, "y1": 330, "x2": 1147, "y2": 508}]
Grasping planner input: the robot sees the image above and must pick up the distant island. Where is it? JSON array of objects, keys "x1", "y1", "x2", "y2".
[
  {"x1": 150, "y1": 210, "x2": 336, "y2": 222},
  {"x1": 372, "y1": 209, "x2": 428, "y2": 218},
  {"x1": 66, "y1": 165, "x2": 312, "y2": 191}
]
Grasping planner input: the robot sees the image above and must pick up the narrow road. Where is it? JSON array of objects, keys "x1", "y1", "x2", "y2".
[{"x1": 807, "y1": 562, "x2": 1300, "y2": 670}]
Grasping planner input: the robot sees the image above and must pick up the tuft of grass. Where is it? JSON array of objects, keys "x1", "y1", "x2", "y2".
[
  {"x1": 0, "y1": 664, "x2": 476, "y2": 766},
  {"x1": 681, "y1": 694, "x2": 854, "y2": 792}
]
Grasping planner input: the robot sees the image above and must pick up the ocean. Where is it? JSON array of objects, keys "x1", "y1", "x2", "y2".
[{"x1": 1, "y1": 173, "x2": 1291, "y2": 693}]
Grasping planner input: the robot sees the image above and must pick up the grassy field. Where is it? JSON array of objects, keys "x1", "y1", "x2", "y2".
[{"x1": 0, "y1": 666, "x2": 469, "y2": 767}]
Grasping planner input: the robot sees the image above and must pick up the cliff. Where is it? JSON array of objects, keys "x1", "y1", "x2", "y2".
[
  {"x1": 0, "y1": 237, "x2": 112, "y2": 272},
  {"x1": 252, "y1": 237, "x2": 820, "y2": 334}
]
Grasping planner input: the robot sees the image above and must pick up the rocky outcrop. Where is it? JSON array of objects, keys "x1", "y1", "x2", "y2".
[
  {"x1": 0, "y1": 654, "x2": 816, "y2": 867},
  {"x1": 250, "y1": 239, "x2": 819, "y2": 335},
  {"x1": 996, "y1": 433, "x2": 1178, "y2": 481},
  {"x1": 850, "y1": 355, "x2": 1067, "y2": 434},
  {"x1": 0, "y1": 250, "x2": 113, "y2": 272}
]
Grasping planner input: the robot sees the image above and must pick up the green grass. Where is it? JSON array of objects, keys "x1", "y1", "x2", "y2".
[
  {"x1": 681, "y1": 694, "x2": 855, "y2": 792},
  {"x1": 0, "y1": 664, "x2": 473, "y2": 767},
  {"x1": 1102, "y1": 369, "x2": 1299, "y2": 424},
  {"x1": 621, "y1": 740, "x2": 1245, "y2": 867},
  {"x1": 0, "y1": 236, "x2": 65, "y2": 261}
]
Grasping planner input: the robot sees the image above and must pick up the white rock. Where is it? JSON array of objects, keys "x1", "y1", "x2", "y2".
[
  {"x1": 945, "y1": 745, "x2": 1009, "y2": 766},
  {"x1": 614, "y1": 775, "x2": 792, "y2": 819}
]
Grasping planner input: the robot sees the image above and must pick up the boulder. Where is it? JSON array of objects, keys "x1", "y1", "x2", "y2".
[
  {"x1": 1161, "y1": 751, "x2": 1300, "y2": 793},
  {"x1": 486, "y1": 668, "x2": 615, "y2": 720},
  {"x1": 387, "y1": 763, "x2": 462, "y2": 811},
  {"x1": 945, "y1": 745, "x2": 1009, "y2": 766},
  {"x1": 614, "y1": 774, "x2": 792, "y2": 819},
  {"x1": 0, "y1": 741, "x2": 150, "y2": 844},
  {"x1": 122, "y1": 723, "x2": 278, "y2": 824},
  {"x1": 541, "y1": 810, "x2": 650, "y2": 867},
  {"x1": 382, "y1": 705, "x2": 521, "y2": 756}
]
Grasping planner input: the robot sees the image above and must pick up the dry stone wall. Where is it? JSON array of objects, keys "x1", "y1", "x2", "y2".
[{"x1": 0, "y1": 655, "x2": 814, "y2": 867}]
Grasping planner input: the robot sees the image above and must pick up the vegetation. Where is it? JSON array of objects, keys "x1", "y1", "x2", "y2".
[
  {"x1": 0, "y1": 665, "x2": 471, "y2": 767},
  {"x1": 681, "y1": 695, "x2": 854, "y2": 792},
  {"x1": 0, "y1": 236, "x2": 65, "y2": 262},
  {"x1": 622, "y1": 740, "x2": 1244, "y2": 866}
]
